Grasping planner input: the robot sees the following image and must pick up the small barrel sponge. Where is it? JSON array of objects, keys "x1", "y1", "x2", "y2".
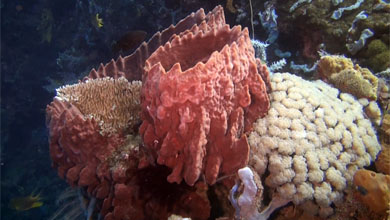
[
  {"x1": 317, "y1": 55, "x2": 378, "y2": 100},
  {"x1": 353, "y1": 169, "x2": 390, "y2": 214},
  {"x1": 249, "y1": 73, "x2": 381, "y2": 218}
]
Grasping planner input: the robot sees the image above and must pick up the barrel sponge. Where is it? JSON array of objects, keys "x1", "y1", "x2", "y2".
[
  {"x1": 140, "y1": 5, "x2": 270, "y2": 186},
  {"x1": 353, "y1": 169, "x2": 390, "y2": 214},
  {"x1": 56, "y1": 77, "x2": 141, "y2": 135},
  {"x1": 317, "y1": 55, "x2": 378, "y2": 100},
  {"x1": 248, "y1": 73, "x2": 381, "y2": 218}
]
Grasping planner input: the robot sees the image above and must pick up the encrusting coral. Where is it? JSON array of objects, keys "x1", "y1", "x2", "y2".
[
  {"x1": 353, "y1": 169, "x2": 390, "y2": 214},
  {"x1": 248, "y1": 72, "x2": 381, "y2": 218},
  {"x1": 317, "y1": 55, "x2": 379, "y2": 100},
  {"x1": 140, "y1": 6, "x2": 270, "y2": 186}
]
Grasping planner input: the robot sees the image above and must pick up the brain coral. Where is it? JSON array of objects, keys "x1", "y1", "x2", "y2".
[
  {"x1": 249, "y1": 73, "x2": 381, "y2": 218},
  {"x1": 140, "y1": 6, "x2": 270, "y2": 185}
]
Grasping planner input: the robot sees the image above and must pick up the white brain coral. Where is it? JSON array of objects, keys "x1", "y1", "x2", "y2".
[{"x1": 249, "y1": 73, "x2": 381, "y2": 218}]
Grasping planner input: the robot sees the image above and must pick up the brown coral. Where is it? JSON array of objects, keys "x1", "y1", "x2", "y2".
[
  {"x1": 376, "y1": 142, "x2": 390, "y2": 175},
  {"x1": 140, "y1": 5, "x2": 270, "y2": 186},
  {"x1": 353, "y1": 169, "x2": 390, "y2": 214},
  {"x1": 382, "y1": 113, "x2": 390, "y2": 143}
]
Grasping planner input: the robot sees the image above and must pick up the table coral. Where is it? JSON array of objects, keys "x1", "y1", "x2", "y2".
[
  {"x1": 140, "y1": 6, "x2": 270, "y2": 186},
  {"x1": 353, "y1": 169, "x2": 390, "y2": 214},
  {"x1": 55, "y1": 77, "x2": 141, "y2": 135},
  {"x1": 248, "y1": 72, "x2": 381, "y2": 218},
  {"x1": 317, "y1": 55, "x2": 378, "y2": 100}
]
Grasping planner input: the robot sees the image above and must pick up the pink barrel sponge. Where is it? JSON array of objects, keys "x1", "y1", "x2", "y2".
[{"x1": 140, "y1": 6, "x2": 270, "y2": 186}]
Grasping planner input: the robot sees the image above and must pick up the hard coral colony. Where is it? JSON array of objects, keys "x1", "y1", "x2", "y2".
[{"x1": 46, "y1": 5, "x2": 386, "y2": 220}]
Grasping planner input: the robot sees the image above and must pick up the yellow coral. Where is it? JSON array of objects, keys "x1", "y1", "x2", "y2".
[
  {"x1": 353, "y1": 169, "x2": 390, "y2": 214},
  {"x1": 317, "y1": 55, "x2": 378, "y2": 100},
  {"x1": 317, "y1": 55, "x2": 354, "y2": 79}
]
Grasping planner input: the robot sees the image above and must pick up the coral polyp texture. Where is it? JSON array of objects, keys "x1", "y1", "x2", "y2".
[
  {"x1": 55, "y1": 77, "x2": 141, "y2": 135},
  {"x1": 248, "y1": 73, "x2": 381, "y2": 218},
  {"x1": 140, "y1": 6, "x2": 270, "y2": 185}
]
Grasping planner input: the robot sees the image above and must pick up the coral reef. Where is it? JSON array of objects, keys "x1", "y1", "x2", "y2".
[
  {"x1": 41, "y1": 2, "x2": 388, "y2": 219},
  {"x1": 248, "y1": 72, "x2": 381, "y2": 218},
  {"x1": 46, "y1": 5, "x2": 270, "y2": 219},
  {"x1": 140, "y1": 6, "x2": 270, "y2": 186},
  {"x1": 275, "y1": 0, "x2": 390, "y2": 61},
  {"x1": 353, "y1": 169, "x2": 390, "y2": 214},
  {"x1": 317, "y1": 55, "x2": 378, "y2": 100},
  {"x1": 46, "y1": 7, "x2": 232, "y2": 219}
]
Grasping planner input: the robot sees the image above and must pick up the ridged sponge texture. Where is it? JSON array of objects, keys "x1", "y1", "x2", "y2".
[
  {"x1": 140, "y1": 6, "x2": 270, "y2": 186},
  {"x1": 249, "y1": 73, "x2": 381, "y2": 218}
]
